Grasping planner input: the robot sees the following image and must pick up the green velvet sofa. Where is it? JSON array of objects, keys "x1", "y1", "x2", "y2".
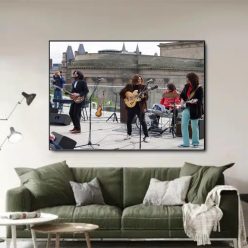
[{"x1": 6, "y1": 165, "x2": 238, "y2": 246}]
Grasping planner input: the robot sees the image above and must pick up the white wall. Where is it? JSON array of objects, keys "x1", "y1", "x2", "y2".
[{"x1": 0, "y1": 0, "x2": 248, "y2": 235}]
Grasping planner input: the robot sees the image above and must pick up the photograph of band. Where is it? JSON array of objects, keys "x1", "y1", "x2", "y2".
[{"x1": 49, "y1": 41, "x2": 205, "y2": 150}]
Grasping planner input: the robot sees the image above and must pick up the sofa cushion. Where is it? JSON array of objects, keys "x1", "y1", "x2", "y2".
[
  {"x1": 70, "y1": 178, "x2": 105, "y2": 206},
  {"x1": 122, "y1": 204, "x2": 183, "y2": 230},
  {"x1": 15, "y1": 161, "x2": 75, "y2": 209},
  {"x1": 39, "y1": 205, "x2": 75, "y2": 222},
  {"x1": 180, "y1": 162, "x2": 234, "y2": 204},
  {"x1": 73, "y1": 204, "x2": 122, "y2": 230},
  {"x1": 39, "y1": 204, "x2": 122, "y2": 230},
  {"x1": 71, "y1": 167, "x2": 123, "y2": 208},
  {"x1": 143, "y1": 176, "x2": 192, "y2": 206},
  {"x1": 123, "y1": 168, "x2": 180, "y2": 208}
]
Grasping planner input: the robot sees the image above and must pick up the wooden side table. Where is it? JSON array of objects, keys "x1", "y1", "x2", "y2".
[{"x1": 31, "y1": 223, "x2": 99, "y2": 248}]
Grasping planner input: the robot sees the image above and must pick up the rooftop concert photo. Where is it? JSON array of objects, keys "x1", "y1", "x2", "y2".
[{"x1": 49, "y1": 41, "x2": 205, "y2": 151}]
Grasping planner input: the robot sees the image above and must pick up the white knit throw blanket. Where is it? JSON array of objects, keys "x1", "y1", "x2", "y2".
[{"x1": 182, "y1": 185, "x2": 247, "y2": 247}]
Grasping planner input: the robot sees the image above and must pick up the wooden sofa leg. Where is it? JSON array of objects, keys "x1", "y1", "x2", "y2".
[{"x1": 233, "y1": 239, "x2": 238, "y2": 248}]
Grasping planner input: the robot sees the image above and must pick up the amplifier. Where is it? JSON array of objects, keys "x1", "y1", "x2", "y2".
[{"x1": 176, "y1": 119, "x2": 204, "y2": 139}]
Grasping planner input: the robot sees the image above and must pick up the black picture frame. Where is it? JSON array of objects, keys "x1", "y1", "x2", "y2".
[{"x1": 49, "y1": 40, "x2": 206, "y2": 151}]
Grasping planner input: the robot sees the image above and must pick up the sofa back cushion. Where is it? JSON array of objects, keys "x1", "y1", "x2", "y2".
[
  {"x1": 123, "y1": 168, "x2": 180, "y2": 208},
  {"x1": 15, "y1": 161, "x2": 75, "y2": 210},
  {"x1": 71, "y1": 167, "x2": 123, "y2": 208},
  {"x1": 179, "y1": 162, "x2": 234, "y2": 204}
]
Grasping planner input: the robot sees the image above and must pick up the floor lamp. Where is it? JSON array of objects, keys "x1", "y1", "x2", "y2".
[
  {"x1": 0, "y1": 128, "x2": 22, "y2": 242},
  {"x1": 0, "y1": 91, "x2": 35, "y2": 242}
]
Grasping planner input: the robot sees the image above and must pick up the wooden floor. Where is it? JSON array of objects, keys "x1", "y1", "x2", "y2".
[{"x1": 0, "y1": 240, "x2": 233, "y2": 248}]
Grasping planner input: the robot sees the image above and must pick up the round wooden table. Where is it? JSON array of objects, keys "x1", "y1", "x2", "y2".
[
  {"x1": 31, "y1": 223, "x2": 99, "y2": 248},
  {"x1": 0, "y1": 213, "x2": 58, "y2": 248}
]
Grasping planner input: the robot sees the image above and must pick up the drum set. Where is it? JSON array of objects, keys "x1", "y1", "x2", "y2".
[{"x1": 135, "y1": 91, "x2": 182, "y2": 138}]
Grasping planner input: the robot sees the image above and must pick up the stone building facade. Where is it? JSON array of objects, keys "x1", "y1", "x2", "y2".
[
  {"x1": 54, "y1": 42, "x2": 205, "y2": 109},
  {"x1": 159, "y1": 41, "x2": 204, "y2": 59}
]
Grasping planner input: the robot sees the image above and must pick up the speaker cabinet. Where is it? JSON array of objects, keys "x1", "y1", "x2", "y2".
[
  {"x1": 50, "y1": 132, "x2": 77, "y2": 150},
  {"x1": 50, "y1": 113, "x2": 71, "y2": 126}
]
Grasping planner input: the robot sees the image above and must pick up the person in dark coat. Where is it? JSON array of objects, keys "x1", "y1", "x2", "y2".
[
  {"x1": 69, "y1": 70, "x2": 89, "y2": 133},
  {"x1": 52, "y1": 71, "x2": 65, "y2": 110},
  {"x1": 120, "y1": 74, "x2": 150, "y2": 143},
  {"x1": 179, "y1": 72, "x2": 203, "y2": 148}
]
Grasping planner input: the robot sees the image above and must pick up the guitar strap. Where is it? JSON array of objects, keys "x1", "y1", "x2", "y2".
[
  {"x1": 188, "y1": 86, "x2": 200, "y2": 100},
  {"x1": 73, "y1": 81, "x2": 78, "y2": 88}
]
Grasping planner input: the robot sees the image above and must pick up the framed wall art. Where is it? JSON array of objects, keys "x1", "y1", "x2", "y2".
[{"x1": 49, "y1": 40, "x2": 205, "y2": 151}]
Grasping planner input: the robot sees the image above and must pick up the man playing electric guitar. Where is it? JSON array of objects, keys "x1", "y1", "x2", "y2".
[
  {"x1": 119, "y1": 74, "x2": 150, "y2": 143},
  {"x1": 69, "y1": 70, "x2": 89, "y2": 134}
]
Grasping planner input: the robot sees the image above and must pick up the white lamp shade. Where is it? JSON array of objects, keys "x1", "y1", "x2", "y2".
[{"x1": 8, "y1": 127, "x2": 23, "y2": 144}]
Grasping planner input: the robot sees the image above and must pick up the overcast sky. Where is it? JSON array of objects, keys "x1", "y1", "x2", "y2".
[{"x1": 50, "y1": 41, "x2": 164, "y2": 63}]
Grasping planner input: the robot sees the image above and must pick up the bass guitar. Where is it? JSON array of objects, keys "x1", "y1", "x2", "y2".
[
  {"x1": 52, "y1": 85, "x2": 85, "y2": 103},
  {"x1": 95, "y1": 91, "x2": 105, "y2": 117},
  {"x1": 124, "y1": 85, "x2": 158, "y2": 108}
]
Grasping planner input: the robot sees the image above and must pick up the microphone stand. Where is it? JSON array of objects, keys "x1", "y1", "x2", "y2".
[
  {"x1": 106, "y1": 92, "x2": 118, "y2": 122},
  {"x1": 138, "y1": 82, "x2": 150, "y2": 150},
  {"x1": 139, "y1": 110, "x2": 142, "y2": 150},
  {"x1": 170, "y1": 99, "x2": 175, "y2": 138},
  {"x1": 76, "y1": 80, "x2": 100, "y2": 149}
]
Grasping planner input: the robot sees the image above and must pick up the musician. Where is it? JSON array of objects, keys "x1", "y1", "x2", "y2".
[
  {"x1": 119, "y1": 74, "x2": 150, "y2": 143},
  {"x1": 179, "y1": 72, "x2": 203, "y2": 148},
  {"x1": 160, "y1": 83, "x2": 181, "y2": 127},
  {"x1": 52, "y1": 71, "x2": 65, "y2": 110},
  {"x1": 69, "y1": 70, "x2": 89, "y2": 134}
]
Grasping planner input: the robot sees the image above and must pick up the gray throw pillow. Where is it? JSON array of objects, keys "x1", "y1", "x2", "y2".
[
  {"x1": 143, "y1": 176, "x2": 192, "y2": 206},
  {"x1": 70, "y1": 178, "x2": 105, "y2": 206}
]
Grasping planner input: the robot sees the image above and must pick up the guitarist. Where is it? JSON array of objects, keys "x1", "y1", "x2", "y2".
[
  {"x1": 120, "y1": 74, "x2": 150, "y2": 143},
  {"x1": 69, "y1": 70, "x2": 89, "y2": 134},
  {"x1": 178, "y1": 72, "x2": 203, "y2": 148}
]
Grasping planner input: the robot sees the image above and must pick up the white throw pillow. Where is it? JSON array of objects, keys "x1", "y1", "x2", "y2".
[{"x1": 143, "y1": 176, "x2": 192, "y2": 206}]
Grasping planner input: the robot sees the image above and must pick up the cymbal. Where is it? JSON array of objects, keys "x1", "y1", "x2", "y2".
[{"x1": 163, "y1": 91, "x2": 180, "y2": 98}]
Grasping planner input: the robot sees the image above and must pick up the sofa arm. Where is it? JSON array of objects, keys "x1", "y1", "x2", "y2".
[
  {"x1": 219, "y1": 190, "x2": 238, "y2": 237},
  {"x1": 6, "y1": 186, "x2": 32, "y2": 212}
]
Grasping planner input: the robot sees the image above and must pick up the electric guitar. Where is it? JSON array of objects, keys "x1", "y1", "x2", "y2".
[
  {"x1": 52, "y1": 85, "x2": 85, "y2": 103},
  {"x1": 181, "y1": 99, "x2": 198, "y2": 109},
  {"x1": 124, "y1": 85, "x2": 158, "y2": 108},
  {"x1": 95, "y1": 91, "x2": 105, "y2": 117}
]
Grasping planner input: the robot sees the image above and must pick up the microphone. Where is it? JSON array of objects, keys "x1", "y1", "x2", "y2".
[
  {"x1": 148, "y1": 85, "x2": 158, "y2": 90},
  {"x1": 146, "y1": 79, "x2": 154, "y2": 84}
]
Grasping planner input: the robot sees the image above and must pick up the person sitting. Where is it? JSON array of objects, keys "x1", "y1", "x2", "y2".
[
  {"x1": 160, "y1": 83, "x2": 180, "y2": 128},
  {"x1": 150, "y1": 83, "x2": 180, "y2": 130},
  {"x1": 160, "y1": 83, "x2": 180, "y2": 109}
]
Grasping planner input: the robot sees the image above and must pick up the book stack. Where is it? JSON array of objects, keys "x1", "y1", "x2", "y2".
[{"x1": 0, "y1": 212, "x2": 41, "y2": 220}]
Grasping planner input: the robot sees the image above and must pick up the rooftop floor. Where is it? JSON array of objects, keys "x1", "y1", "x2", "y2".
[{"x1": 50, "y1": 106, "x2": 204, "y2": 151}]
